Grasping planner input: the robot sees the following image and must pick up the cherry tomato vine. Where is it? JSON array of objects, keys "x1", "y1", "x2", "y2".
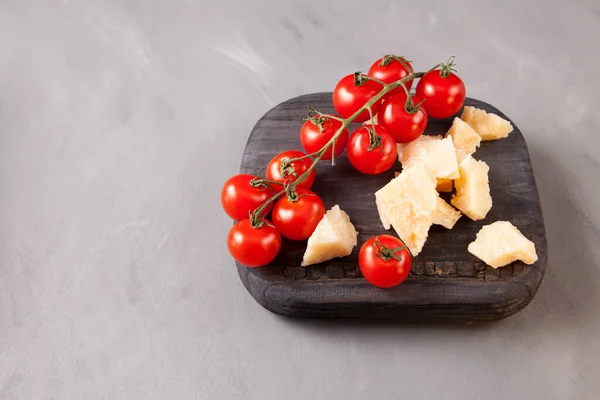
[{"x1": 221, "y1": 55, "x2": 466, "y2": 272}]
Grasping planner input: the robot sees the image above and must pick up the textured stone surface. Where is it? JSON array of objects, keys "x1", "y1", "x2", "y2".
[{"x1": 1, "y1": 0, "x2": 599, "y2": 399}]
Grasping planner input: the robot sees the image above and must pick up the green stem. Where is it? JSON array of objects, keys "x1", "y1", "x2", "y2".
[
  {"x1": 291, "y1": 71, "x2": 425, "y2": 185},
  {"x1": 248, "y1": 64, "x2": 444, "y2": 225}
]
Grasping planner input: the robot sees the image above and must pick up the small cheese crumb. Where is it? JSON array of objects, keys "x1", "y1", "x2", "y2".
[
  {"x1": 375, "y1": 165, "x2": 438, "y2": 256},
  {"x1": 446, "y1": 117, "x2": 481, "y2": 154},
  {"x1": 301, "y1": 205, "x2": 358, "y2": 266},
  {"x1": 436, "y1": 178, "x2": 453, "y2": 193},
  {"x1": 397, "y1": 135, "x2": 460, "y2": 180},
  {"x1": 432, "y1": 197, "x2": 462, "y2": 229},
  {"x1": 460, "y1": 106, "x2": 513, "y2": 141},
  {"x1": 451, "y1": 155, "x2": 493, "y2": 221},
  {"x1": 468, "y1": 221, "x2": 538, "y2": 268}
]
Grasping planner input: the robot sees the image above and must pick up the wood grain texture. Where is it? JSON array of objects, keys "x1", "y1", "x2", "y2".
[{"x1": 236, "y1": 93, "x2": 547, "y2": 322}]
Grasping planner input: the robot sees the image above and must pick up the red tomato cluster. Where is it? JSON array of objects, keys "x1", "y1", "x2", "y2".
[
  {"x1": 221, "y1": 54, "x2": 465, "y2": 289},
  {"x1": 221, "y1": 149, "x2": 326, "y2": 268}
]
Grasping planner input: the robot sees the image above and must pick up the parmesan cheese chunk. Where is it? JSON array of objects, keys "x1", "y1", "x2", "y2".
[
  {"x1": 451, "y1": 155, "x2": 493, "y2": 221},
  {"x1": 446, "y1": 117, "x2": 481, "y2": 154},
  {"x1": 375, "y1": 165, "x2": 438, "y2": 256},
  {"x1": 460, "y1": 106, "x2": 513, "y2": 141},
  {"x1": 397, "y1": 135, "x2": 459, "y2": 180},
  {"x1": 301, "y1": 205, "x2": 358, "y2": 266},
  {"x1": 468, "y1": 221, "x2": 538, "y2": 268},
  {"x1": 432, "y1": 197, "x2": 462, "y2": 229}
]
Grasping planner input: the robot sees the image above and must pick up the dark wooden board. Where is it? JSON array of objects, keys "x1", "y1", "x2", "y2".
[{"x1": 236, "y1": 93, "x2": 547, "y2": 323}]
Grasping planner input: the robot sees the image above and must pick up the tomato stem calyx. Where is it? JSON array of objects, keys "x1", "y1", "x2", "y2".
[
  {"x1": 249, "y1": 176, "x2": 278, "y2": 190},
  {"x1": 404, "y1": 97, "x2": 426, "y2": 115},
  {"x1": 366, "y1": 125, "x2": 382, "y2": 152},
  {"x1": 379, "y1": 54, "x2": 413, "y2": 73},
  {"x1": 353, "y1": 72, "x2": 369, "y2": 86},
  {"x1": 439, "y1": 56, "x2": 457, "y2": 78},
  {"x1": 305, "y1": 108, "x2": 331, "y2": 133},
  {"x1": 374, "y1": 237, "x2": 407, "y2": 262},
  {"x1": 284, "y1": 183, "x2": 313, "y2": 203}
]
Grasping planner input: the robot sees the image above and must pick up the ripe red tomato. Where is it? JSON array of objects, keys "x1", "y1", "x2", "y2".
[
  {"x1": 359, "y1": 235, "x2": 412, "y2": 288},
  {"x1": 415, "y1": 67, "x2": 466, "y2": 120},
  {"x1": 346, "y1": 125, "x2": 398, "y2": 175},
  {"x1": 272, "y1": 190, "x2": 325, "y2": 241},
  {"x1": 221, "y1": 174, "x2": 275, "y2": 220},
  {"x1": 332, "y1": 73, "x2": 383, "y2": 122},
  {"x1": 368, "y1": 55, "x2": 414, "y2": 89},
  {"x1": 266, "y1": 150, "x2": 316, "y2": 190},
  {"x1": 227, "y1": 219, "x2": 281, "y2": 268},
  {"x1": 379, "y1": 92, "x2": 428, "y2": 143},
  {"x1": 299, "y1": 114, "x2": 348, "y2": 160}
]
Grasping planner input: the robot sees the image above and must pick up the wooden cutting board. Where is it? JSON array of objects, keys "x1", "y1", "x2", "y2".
[{"x1": 236, "y1": 93, "x2": 547, "y2": 323}]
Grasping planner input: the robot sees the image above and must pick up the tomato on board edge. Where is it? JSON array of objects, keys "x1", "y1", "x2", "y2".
[
  {"x1": 378, "y1": 92, "x2": 428, "y2": 143},
  {"x1": 221, "y1": 174, "x2": 275, "y2": 220},
  {"x1": 332, "y1": 73, "x2": 383, "y2": 122},
  {"x1": 227, "y1": 219, "x2": 281, "y2": 268},
  {"x1": 359, "y1": 235, "x2": 412, "y2": 288},
  {"x1": 266, "y1": 150, "x2": 316, "y2": 190},
  {"x1": 367, "y1": 55, "x2": 414, "y2": 89},
  {"x1": 272, "y1": 189, "x2": 325, "y2": 241},
  {"x1": 299, "y1": 115, "x2": 349, "y2": 160},
  {"x1": 346, "y1": 124, "x2": 397, "y2": 175},
  {"x1": 415, "y1": 67, "x2": 466, "y2": 120}
]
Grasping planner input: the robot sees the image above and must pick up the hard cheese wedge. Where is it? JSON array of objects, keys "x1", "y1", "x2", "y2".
[
  {"x1": 432, "y1": 197, "x2": 462, "y2": 229},
  {"x1": 301, "y1": 205, "x2": 358, "y2": 267},
  {"x1": 468, "y1": 221, "x2": 538, "y2": 268},
  {"x1": 451, "y1": 155, "x2": 493, "y2": 221},
  {"x1": 375, "y1": 165, "x2": 438, "y2": 256},
  {"x1": 446, "y1": 117, "x2": 481, "y2": 154},
  {"x1": 397, "y1": 135, "x2": 460, "y2": 180},
  {"x1": 460, "y1": 106, "x2": 513, "y2": 141}
]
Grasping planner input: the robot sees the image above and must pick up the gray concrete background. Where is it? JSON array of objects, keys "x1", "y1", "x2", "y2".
[{"x1": 1, "y1": 1, "x2": 599, "y2": 399}]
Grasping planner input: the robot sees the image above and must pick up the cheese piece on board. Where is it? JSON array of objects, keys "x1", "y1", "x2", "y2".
[
  {"x1": 432, "y1": 197, "x2": 462, "y2": 229},
  {"x1": 436, "y1": 178, "x2": 453, "y2": 193},
  {"x1": 375, "y1": 165, "x2": 438, "y2": 256},
  {"x1": 397, "y1": 135, "x2": 460, "y2": 180},
  {"x1": 301, "y1": 205, "x2": 358, "y2": 266},
  {"x1": 468, "y1": 221, "x2": 538, "y2": 268},
  {"x1": 446, "y1": 117, "x2": 481, "y2": 154},
  {"x1": 451, "y1": 155, "x2": 493, "y2": 221},
  {"x1": 460, "y1": 106, "x2": 513, "y2": 141}
]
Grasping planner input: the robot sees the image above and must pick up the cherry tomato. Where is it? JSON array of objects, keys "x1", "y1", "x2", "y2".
[
  {"x1": 379, "y1": 92, "x2": 428, "y2": 143},
  {"x1": 346, "y1": 125, "x2": 397, "y2": 175},
  {"x1": 266, "y1": 150, "x2": 316, "y2": 190},
  {"x1": 272, "y1": 190, "x2": 325, "y2": 241},
  {"x1": 368, "y1": 55, "x2": 414, "y2": 89},
  {"x1": 227, "y1": 219, "x2": 281, "y2": 268},
  {"x1": 359, "y1": 235, "x2": 412, "y2": 288},
  {"x1": 221, "y1": 174, "x2": 275, "y2": 220},
  {"x1": 415, "y1": 61, "x2": 466, "y2": 119},
  {"x1": 299, "y1": 114, "x2": 348, "y2": 160},
  {"x1": 332, "y1": 73, "x2": 383, "y2": 122}
]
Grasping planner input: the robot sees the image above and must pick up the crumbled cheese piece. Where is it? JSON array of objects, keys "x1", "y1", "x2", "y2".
[
  {"x1": 375, "y1": 165, "x2": 438, "y2": 255},
  {"x1": 446, "y1": 117, "x2": 481, "y2": 154},
  {"x1": 468, "y1": 221, "x2": 538, "y2": 268},
  {"x1": 301, "y1": 205, "x2": 358, "y2": 266},
  {"x1": 397, "y1": 135, "x2": 460, "y2": 180},
  {"x1": 432, "y1": 197, "x2": 462, "y2": 229},
  {"x1": 460, "y1": 106, "x2": 513, "y2": 141},
  {"x1": 451, "y1": 155, "x2": 493, "y2": 221}
]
